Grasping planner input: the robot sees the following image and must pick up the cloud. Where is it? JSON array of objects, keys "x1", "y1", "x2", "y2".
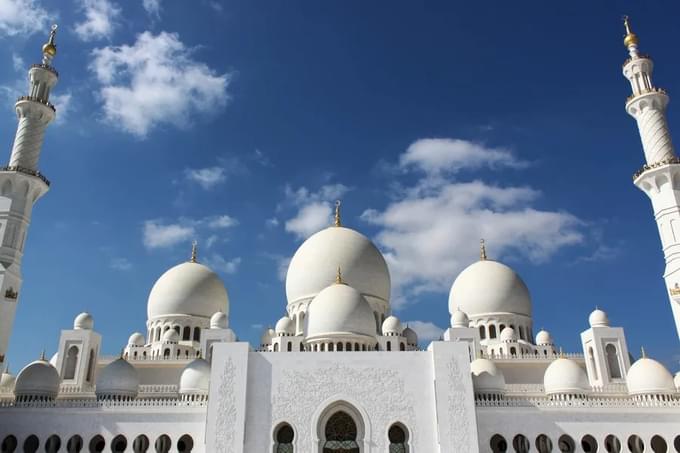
[
  {"x1": 283, "y1": 183, "x2": 350, "y2": 239},
  {"x1": 206, "y1": 215, "x2": 238, "y2": 229},
  {"x1": 143, "y1": 220, "x2": 194, "y2": 249},
  {"x1": 404, "y1": 320, "x2": 444, "y2": 342},
  {"x1": 90, "y1": 31, "x2": 231, "y2": 137},
  {"x1": 110, "y1": 257, "x2": 132, "y2": 271},
  {"x1": 51, "y1": 92, "x2": 72, "y2": 124},
  {"x1": 203, "y1": 254, "x2": 241, "y2": 274},
  {"x1": 363, "y1": 139, "x2": 584, "y2": 308},
  {"x1": 142, "y1": 0, "x2": 161, "y2": 18},
  {"x1": 266, "y1": 217, "x2": 279, "y2": 228},
  {"x1": 74, "y1": 0, "x2": 120, "y2": 41},
  {"x1": 185, "y1": 166, "x2": 226, "y2": 189},
  {"x1": 0, "y1": 0, "x2": 49, "y2": 37},
  {"x1": 11, "y1": 53, "x2": 23, "y2": 72}
]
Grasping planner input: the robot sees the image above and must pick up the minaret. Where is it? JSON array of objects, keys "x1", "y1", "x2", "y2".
[
  {"x1": 0, "y1": 26, "x2": 59, "y2": 366},
  {"x1": 625, "y1": 17, "x2": 680, "y2": 340}
]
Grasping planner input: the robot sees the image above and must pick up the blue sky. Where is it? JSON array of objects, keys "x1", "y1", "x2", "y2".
[{"x1": 1, "y1": 0, "x2": 679, "y2": 370}]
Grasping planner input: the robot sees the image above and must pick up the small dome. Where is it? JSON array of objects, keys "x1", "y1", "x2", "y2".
[
  {"x1": 148, "y1": 262, "x2": 229, "y2": 320},
  {"x1": 14, "y1": 359, "x2": 60, "y2": 399},
  {"x1": 544, "y1": 358, "x2": 589, "y2": 395},
  {"x1": 179, "y1": 358, "x2": 210, "y2": 395},
  {"x1": 626, "y1": 357, "x2": 675, "y2": 396},
  {"x1": 470, "y1": 358, "x2": 505, "y2": 394},
  {"x1": 127, "y1": 332, "x2": 145, "y2": 347},
  {"x1": 449, "y1": 260, "x2": 531, "y2": 318},
  {"x1": 73, "y1": 312, "x2": 93, "y2": 330},
  {"x1": 0, "y1": 371, "x2": 16, "y2": 390},
  {"x1": 306, "y1": 283, "x2": 376, "y2": 339},
  {"x1": 382, "y1": 316, "x2": 403, "y2": 336},
  {"x1": 286, "y1": 226, "x2": 391, "y2": 308},
  {"x1": 403, "y1": 327, "x2": 418, "y2": 345},
  {"x1": 450, "y1": 309, "x2": 469, "y2": 328},
  {"x1": 162, "y1": 329, "x2": 180, "y2": 343},
  {"x1": 96, "y1": 358, "x2": 139, "y2": 399},
  {"x1": 500, "y1": 327, "x2": 517, "y2": 342},
  {"x1": 535, "y1": 330, "x2": 553, "y2": 346},
  {"x1": 210, "y1": 312, "x2": 228, "y2": 329},
  {"x1": 275, "y1": 316, "x2": 295, "y2": 336},
  {"x1": 589, "y1": 309, "x2": 609, "y2": 327},
  {"x1": 260, "y1": 328, "x2": 275, "y2": 346}
]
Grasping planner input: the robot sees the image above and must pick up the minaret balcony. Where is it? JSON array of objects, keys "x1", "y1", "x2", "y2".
[
  {"x1": 0, "y1": 165, "x2": 50, "y2": 186},
  {"x1": 30, "y1": 63, "x2": 58, "y2": 77},
  {"x1": 626, "y1": 87, "x2": 667, "y2": 104},
  {"x1": 622, "y1": 54, "x2": 651, "y2": 68},
  {"x1": 15, "y1": 95, "x2": 55, "y2": 112}
]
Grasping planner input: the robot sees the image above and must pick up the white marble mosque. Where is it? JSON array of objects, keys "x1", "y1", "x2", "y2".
[{"x1": 0, "y1": 18, "x2": 679, "y2": 453}]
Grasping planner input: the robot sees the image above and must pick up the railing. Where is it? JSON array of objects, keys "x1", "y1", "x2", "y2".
[
  {"x1": 476, "y1": 395, "x2": 680, "y2": 409},
  {"x1": 483, "y1": 351, "x2": 583, "y2": 360},
  {"x1": 59, "y1": 384, "x2": 95, "y2": 394},
  {"x1": 626, "y1": 87, "x2": 668, "y2": 104},
  {"x1": 138, "y1": 384, "x2": 178, "y2": 395},
  {"x1": 0, "y1": 165, "x2": 50, "y2": 186},
  {"x1": 16, "y1": 95, "x2": 55, "y2": 112},
  {"x1": 0, "y1": 397, "x2": 207, "y2": 409},
  {"x1": 30, "y1": 63, "x2": 58, "y2": 77},
  {"x1": 632, "y1": 156, "x2": 680, "y2": 180},
  {"x1": 622, "y1": 54, "x2": 651, "y2": 68}
]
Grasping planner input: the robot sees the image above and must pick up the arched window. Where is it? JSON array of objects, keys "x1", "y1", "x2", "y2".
[
  {"x1": 0, "y1": 435, "x2": 17, "y2": 453},
  {"x1": 605, "y1": 344, "x2": 622, "y2": 379},
  {"x1": 154, "y1": 435, "x2": 171, "y2": 453},
  {"x1": 386, "y1": 341, "x2": 392, "y2": 351},
  {"x1": 479, "y1": 325, "x2": 486, "y2": 339},
  {"x1": 323, "y1": 411, "x2": 360, "y2": 452},
  {"x1": 513, "y1": 434, "x2": 530, "y2": 453},
  {"x1": 499, "y1": 324, "x2": 506, "y2": 333},
  {"x1": 510, "y1": 347, "x2": 517, "y2": 356},
  {"x1": 536, "y1": 434, "x2": 553, "y2": 453},
  {"x1": 674, "y1": 436, "x2": 680, "y2": 453},
  {"x1": 164, "y1": 349, "x2": 170, "y2": 358},
  {"x1": 64, "y1": 345, "x2": 79, "y2": 379},
  {"x1": 45, "y1": 435, "x2": 61, "y2": 453},
  {"x1": 518, "y1": 326, "x2": 525, "y2": 340},
  {"x1": 354, "y1": 343, "x2": 359, "y2": 351},
  {"x1": 604, "y1": 435, "x2": 621, "y2": 453},
  {"x1": 274, "y1": 343, "x2": 279, "y2": 352},
  {"x1": 89, "y1": 435, "x2": 105, "y2": 453},
  {"x1": 177, "y1": 435, "x2": 194, "y2": 453},
  {"x1": 388, "y1": 423, "x2": 409, "y2": 453},
  {"x1": 299, "y1": 343, "x2": 304, "y2": 351},
  {"x1": 287, "y1": 342, "x2": 292, "y2": 352},
  {"x1": 193, "y1": 327, "x2": 201, "y2": 342},
  {"x1": 399, "y1": 343, "x2": 405, "y2": 351},
  {"x1": 628, "y1": 435, "x2": 644, "y2": 453},
  {"x1": 328, "y1": 343, "x2": 334, "y2": 352},
  {"x1": 337, "y1": 342, "x2": 343, "y2": 352},
  {"x1": 111, "y1": 435, "x2": 127, "y2": 453},
  {"x1": 86, "y1": 349, "x2": 95, "y2": 383},
  {"x1": 489, "y1": 325, "x2": 497, "y2": 339},
  {"x1": 588, "y1": 347, "x2": 599, "y2": 381},
  {"x1": 23, "y1": 436, "x2": 39, "y2": 453},
  {"x1": 156, "y1": 329, "x2": 161, "y2": 341},
  {"x1": 274, "y1": 423, "x2": 294, "y2": 453},
  {"x1": 345, "y1": 342, "x2": 351, "y2": 351},
  {"x1": 173, "y1": 325, "x2": 180, "y2": 335},
  {"x1": 67, "y1": 435, "x2": 83, "y2": 453},
  {"x1": 132, "y1": 435, "x2": 149, "y2": 453},
  {"x1": 182, "y1": 326, "x2": 191, "y2": 341},
  {"x1": 650, "y1": 435, "x2": 667, "y2": 453},
  {"x1": 490, "y1": 434, "x2": 507, "y2": 453},
  {"x1": 558, "y1": 435, "x2": 575, "y2": 453},
  {"x1": 581, "y1": 435, "x2": 598, "y2": 453}
]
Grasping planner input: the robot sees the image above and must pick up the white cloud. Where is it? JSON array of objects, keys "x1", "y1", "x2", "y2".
[
  {"x1": 207, "y1": 215, "x2": 238, "y2": 229},
  {"x1": 283, "y1": 183, "x2": 350, "y2": 239},
  {"x1": 51, "y1": 92, "x2": 72, "y2": 125},
  {"x1": 110, "y1": 257, "x2": 132, "y2": 271},
  {"x1": 143, "y1": 220, "x2": 194, "y2": 249},
  {"x1": 90, "y1": 31, "x2": 231, "y2": 137},
  {"x1": 266, "y1": 217, "x2": 279, "y2": 228},
  {"x1": 205, "y1": 234, "x2": 218, "y2": 248},
  {"x1": 185, "y1": 166, "x2": 225, "y2": 189},
  {"x1": 0, "y1": 0, "x2": 49, "y2": 37},
  {"x1": 142, "y1": 0, "x2": 161, "y2": 18},
  {"x1": 74, "y1": 0, "x2": 120, "y2": 41},
  {"x1": 11, "y1": 53, "x2": 23, "y2": 72},
  {"x1": 204, "y1": 254, "x2": 241, "y2": 274},
  {"x1": 404, "y1": 320, "x2": 444, "y2": 343}
]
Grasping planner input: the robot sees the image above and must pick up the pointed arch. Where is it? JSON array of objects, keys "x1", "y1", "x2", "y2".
[{"x1": 315, "y1": 400, "x2": 367, "y2": 453}]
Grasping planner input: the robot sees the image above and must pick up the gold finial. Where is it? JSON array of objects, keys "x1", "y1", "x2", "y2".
[
  {"x1": 640, "y1": 346, "x2": 646, "y2": 358},
  {"x1": 480, "y1": 239, "x2": 487, "y2": 261},
  {"x1": 622, "y1": 15, "x2": 639, "y2": 48},
  {"x1": 42, "y1": 24, "x2": 58, "y2": 61},
  {"x1": 334, "y1": 200, "x2": 342, "y2": 227},
  {"x1": 335, "y1": 266, "x2": 344, "y2": 285},
  {"x1": 190, "y1": 240, "x2": 198, "y2": 263}
]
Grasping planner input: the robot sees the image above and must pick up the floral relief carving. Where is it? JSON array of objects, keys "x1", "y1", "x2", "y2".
[
  {"x1": 447, "y1": 356, "x2": 473, "y2": 453},
  {"x1": 214, "y1": 357, "x2": 237, "y2": 453}
]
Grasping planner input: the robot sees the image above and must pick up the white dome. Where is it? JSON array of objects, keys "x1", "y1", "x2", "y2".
[
  {"x1": 470, "y1": 358, "x2": 506, "y2": 394},
  {"x1": 96, "y1": 358, "x2": 139, "y2": 399},
  {"x1": 73, "y1": 312, "x2": 93, "y2": 330},
  {"x1": 260, "y1": 328, "x2": 275, "y2": 346},
  {"x1": 589, "y1": 309, "x2": 610, "y2": 327},
  {"x1": 500, "y1": 327, "x2": 517, "y2": 342},
  {"x1": 286, "y1": 226, "x2": 390, "y2": 307},
  {"x1": 210, "y1": 312, "x2": 228, "y2": 329},
  {"x1": 450, "y1": 309, "x2": 469, "y2": 328},
  {"x1": 535, "y1": 330, "x2": 553, "y2": 346},
  {"x1": 14, "y1": 359, "x2": 60, "y2": 399},
  {"x1": 306, "y1": 283, "x2": 376, "y2": 339},
  {"x1": 162, "y1": 329, "x2": 180, "y2": 343},
  {"x1": 544, "y1": 358, "x2": 589, "y2": 395},
  {"x1": 403, "y1": 326, "x2": 418, "y2": 345},
  {"x1": 449, "y1": 259, "x2": 531, "y2": 318},
  {"x1": 147, "y1": 262, "x2": 229, "y2": 320},
  {"x1": 626, "y1": 357, "x2": 675, "y2": 396},
  {"x1": 0, "y1": 371, "x2": 16, "y2": 390},
  {"x1": 382, "y1": 316, "x2": 403, "y2": 335},
  {"x1": 128, "y1": 332, "x2": 145, "y2": 346},
  {"x1": 179, "y1": 358, "x2": 210, "y2": 395},
  {"x1": 275, "y1": 316, "x2": 295, "y2": 336}
]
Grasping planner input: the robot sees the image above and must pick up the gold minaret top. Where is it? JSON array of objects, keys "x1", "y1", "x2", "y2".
[
  {"x1": 42, "y1": 24, "x2": 58, "y2": 58},
  {"x1": 623, "y1": 15, "x2": 639, "y2": 48},
  {"x1": 190, "y1": 240, "x2": 198, "y2": 263},
  {"x1": 480, "y1": 239, "x2": 488, "y2": 261},
  {"x1": 334, "y1": 200, "x2": 342, "y2": 227}
]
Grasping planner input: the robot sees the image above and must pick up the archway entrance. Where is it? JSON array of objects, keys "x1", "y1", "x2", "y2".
[{"x1": 322, "y1": 411, "x2": 360, "y2": 453}]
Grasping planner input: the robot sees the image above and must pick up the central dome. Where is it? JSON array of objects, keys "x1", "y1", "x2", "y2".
[
  {"x1": 306, "y1": 283, "x2": 377, "y2": 338},
  {"x1": 147, "y1": 262, "x2": 229, "y2": 320},
  {"x1": 448, "y1": 259, "x2": 531, "y2": 318},
  {"x1": 286, "y1": 226, "x2": 390, "y2": 307}
]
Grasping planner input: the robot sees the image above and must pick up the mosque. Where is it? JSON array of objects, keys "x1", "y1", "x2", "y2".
[{"x1": 0, "y1": 17, "x2": 680, "y2": 453}]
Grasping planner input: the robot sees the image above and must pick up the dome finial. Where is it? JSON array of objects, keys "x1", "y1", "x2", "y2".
[
  {"x1": 622, "y1": 15, "x2": 639, "y2": 49},
  {"x1": 641, "y1": 346, "x2": 646, "y2": 358},
  {"x1": 190, "y1": 240, "x2": 198, "y2": 263},
  {"x1": 41, "y1": 24, "x2": 58, "y2": 65},
  {"x1": 39, "y1": 349, "x2": 46, "y2": 361},
  {"x1": 480, "y1": 239, "x2": 487, "y2": 261},
  {"x1": 334, "y1": 200, "x2": 342, "y2": 227},
  {"x1": 335, "y1": 266, "x2": 344, "y2": 285}
]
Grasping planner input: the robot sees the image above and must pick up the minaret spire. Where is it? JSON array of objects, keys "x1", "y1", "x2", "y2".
[
  {"x1": 625, "y1": 18, "x2": 680, "y2": 341},
  {"x1": 190, "y1": 240, "x2": 198, "y2": 263},
  {"x1": 0, "y1": 25, "x2": 58, "y2": 367},
  {"x1": 334, "y1": 200, "x2": 342, "y2": 227},
  {"x1": 480, "y1": 239, "x2": 487, "y2": 261}
]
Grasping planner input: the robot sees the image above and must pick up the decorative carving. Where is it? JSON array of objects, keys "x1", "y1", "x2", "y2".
[
  {"x1": 272, "y1": 362, "x2": 416, "y2": 450},
  {"x1": 4, "y1": 287, "x2": 17, "y2": 300},
  {"x1": 670, "y1": 283, "x2": 680, "y2": 297},
  {"x1": 214, "y1": 358, "x2": 237, "y2": 453},
  {"x1": 447, "y1": 357, "x2": 473, "y2": 453}
]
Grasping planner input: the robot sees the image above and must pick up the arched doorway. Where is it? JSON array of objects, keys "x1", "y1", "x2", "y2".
[{"x1": 322, "y1": 411, "x2": 360, "y2": 452}]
